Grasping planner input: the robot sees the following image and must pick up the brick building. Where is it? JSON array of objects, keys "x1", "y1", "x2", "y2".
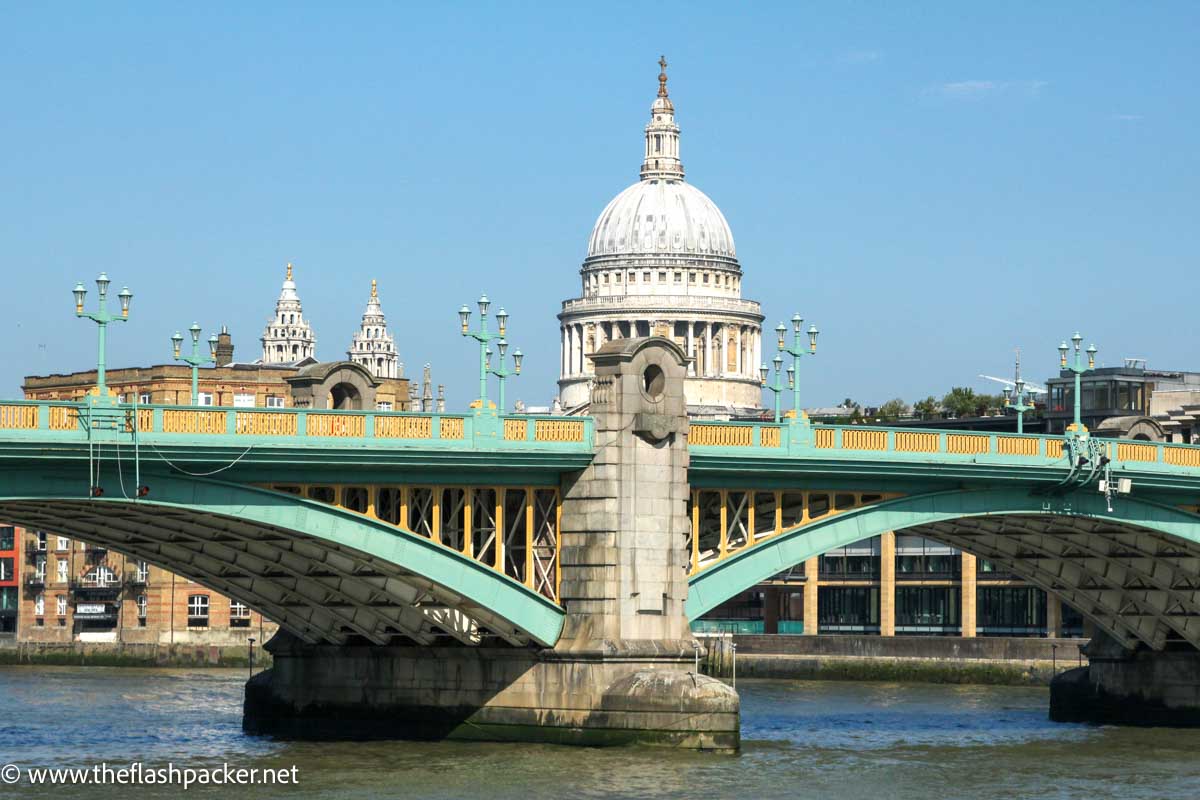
[
  {"x1": 13, "y1": 524, "x2": 276, "y2": 645},
  {"x1": 0, "y1": 523, "x2": 17, "y2": 635}
]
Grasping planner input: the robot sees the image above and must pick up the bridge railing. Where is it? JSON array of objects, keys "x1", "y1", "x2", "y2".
[
  {"x1": 689, "y1": 420, "x2": 1200, "y2": 471},
  {"x1": 0, "y1": 400, "x2": 594, "y2": 451}
]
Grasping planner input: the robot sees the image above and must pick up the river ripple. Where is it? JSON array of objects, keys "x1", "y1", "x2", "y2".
[{"x1": 1, "y1": 666, "x2": 1198, "y2": 799}]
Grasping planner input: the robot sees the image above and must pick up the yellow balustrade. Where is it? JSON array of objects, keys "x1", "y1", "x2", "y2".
[
  {"x1": 1046, "y1": 439, "x2": 1064, "y2": 459},
  {"x1": 895, "y1": 431, "x2": 939, "y2": 453},
  {"x1": 439, "y1": 417, "x2": 465, "y2": 440},
  {"x1": 814, "y1": 428, "x2": 835, "y2": 449},
  {"x1": 1117, "y1": 442, "x2": 1159, "y2": 463},
  {"x1": 1164, "y1": 446, "x2": 1200, "y2": 468},
  {"x1": 123, "y1": 409, "x2": 154, "y2": 433},
  {"x1": 760, "y1": 427, "x2": 782, "y2": 448},
  {"x1": 503, "y1": 418, "x2": 527, "y2": 441},
  {"x1": 534, "y1": 419, "x2": 585, "y2": 443},
  {"x1": 375, "y1": 416, "x2": 432, "y2": 439},
  {"x1": 236, "y1": 411, "x2": 298, "y2": 436},
  {"x1": 690, "y1": 424, "x2": 752, "y2": 447},
  {"x1": 0, "y1": 405, "x2": 37, "y2": 430},
  {"x1": 48, "y1": 406, "x2": 76, "y2": 431},
  {"x1": 997, "y1": 436, "x2": 1039, "y2": 456},
  {"x1": 162, "y1": 409, "x2": 225, "y2": 435},
  {"x1": 306, "y1": 414, "x2": 365, "y2": 438},
  {"x1": 841, "y1": 429, "x2": 887, "y2": 451},
  {"x1": 947, "y1": 434, "x2": 989, "y2": 455}
]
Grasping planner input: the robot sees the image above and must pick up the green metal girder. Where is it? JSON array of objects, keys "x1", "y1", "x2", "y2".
[
  {"x1": 685, "y1": 487, "x2": 1200, "y2": 620},
  {"x1": 0, "y1": 467, "x2": 565, "y2": 647}
]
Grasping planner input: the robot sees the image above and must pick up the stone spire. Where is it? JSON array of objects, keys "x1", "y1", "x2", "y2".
[
  {"x1": 261, "y1": 263, "x2": 316, "y2": 364},
  {"x1": 348, "y1": 278, "x2": 399, "y2": 379},
  {"x1": 640, "y1": 55, "x2": 684, "y2": 181}
]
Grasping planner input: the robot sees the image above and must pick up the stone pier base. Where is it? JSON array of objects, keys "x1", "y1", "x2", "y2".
[
  {"x1": 1050, "y1": 634, "x2": 1200, "y2": 726},
  {"x1": 244, "y1": 632, "x2": 739, "y2": 750}
]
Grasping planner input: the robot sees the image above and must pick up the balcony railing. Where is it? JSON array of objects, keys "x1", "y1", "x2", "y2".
[{"x1": 69, "y1": 577, "x2": 123, "y2": 592}]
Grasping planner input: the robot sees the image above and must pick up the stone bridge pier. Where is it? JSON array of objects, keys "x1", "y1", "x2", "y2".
[
  {"x1": 243, "y1": 337, "x2": 739, "y2": 748},
  {"x1": 1051, "y1": 632, "x2": 1200, "y2": 726}
]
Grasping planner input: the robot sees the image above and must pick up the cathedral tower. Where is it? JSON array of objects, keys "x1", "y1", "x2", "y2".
[
  {"x1": 261, "y1": 263, "x2": 316, "y2": 364},
  {"x1": 347, "y1": 279, "x2": 400, "y2": 379}
]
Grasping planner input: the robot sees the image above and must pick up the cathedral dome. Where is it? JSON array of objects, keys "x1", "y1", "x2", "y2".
[{"x1": 585, "y1": 179, "x2": 736, "y2": 263}]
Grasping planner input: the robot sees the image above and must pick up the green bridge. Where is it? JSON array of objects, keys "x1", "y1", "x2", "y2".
[{"x1": 4, "y1": 338, "x2": 1200, "y2": 744}]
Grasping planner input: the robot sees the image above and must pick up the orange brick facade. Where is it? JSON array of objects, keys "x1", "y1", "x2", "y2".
[{"x1": 11, "y1": 524, "x2": 277, "y2": 645}]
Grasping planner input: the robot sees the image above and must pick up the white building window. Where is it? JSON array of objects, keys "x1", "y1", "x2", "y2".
[
  {"x1": 139, "y1": 392, "x2": 152, "y2": 404},
  {"x1": 34, "y1": 556, "x2": 46, "y2": 580},
  {"x1": 56, "y1": 595, "x2": 67, "y2": 616},
  {"x1": 34, "y1": 594, "x2": 44, "y2": 616},
  {"x1": 136, "y1": 561, "x2": 149, "y2": 583},
  {"x1": 56, "y1": 559, "x2": 68, "y2": 583},
  {"x1": 233, "y1": 393, "x2": 255, "y2": 408},
  {"x1": 137, "y1": 594, "x2": 148, "y2": 618},
  {"x1": 230, "y1": 600, "x2": 251, "y2": 627},
  {"x1": 56, "y1": 536, "x2": 68, "y2": 551},
  {"x1": 197, "y1": 392, "x2": 214, "y2": 406},
  {"x1": 376, "y1": 401, "x2": 392, "y2": 411},
  {"x1": 265, "y1": 396, "x2": 285, "y2": 408},
  {"x1": 187, "y1": 594, "x2": 209, "y2": 627},
  {"x1": 37, "y1": 532, "x2": 46, "y2": 550}
]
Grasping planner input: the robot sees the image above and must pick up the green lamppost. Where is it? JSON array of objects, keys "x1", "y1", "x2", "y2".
[
  {"x1": 760, "y1": 354, "x2": 786, "y2": 423},
  {"x1": 486, "y1": 339, "x2": 523, "y2": 414},
  {"x1": 1003, "y1": 378, "x2": 1035, "y2": 435},
  {"x1": 171, "y1": 323, "x2": 218, "y2": 406},
  {"x1": 776, "y1": 314, "x2": 819, "y2": 420},
  {"x1": 459, "y1": 295, "x2": 506, "y2": 408},
  {"x1": 73, "y1": 273, "x2": 133, "y2": 402},
  {"x1": 1057, "y1": 332, "x2": 1097, "y2": 434}
]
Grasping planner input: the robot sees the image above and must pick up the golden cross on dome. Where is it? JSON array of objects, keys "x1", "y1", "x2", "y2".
[
  {"x1": 657, "y1": 55, "x2": 669, "y2": 97},
  {"x1": 371, "y1": 278, "x2": 378, "y2": 298},
  {"x1": 286, "y1": 262, "x2": 293, "y2": 281}
]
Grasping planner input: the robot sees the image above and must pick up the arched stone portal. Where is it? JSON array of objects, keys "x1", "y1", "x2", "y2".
[
  {"x1": 285, "y1": 361, "x2": 378, "y2": 410},
  {"x1": 329, "y1": 381, "x2": 361, "y2": 410}
]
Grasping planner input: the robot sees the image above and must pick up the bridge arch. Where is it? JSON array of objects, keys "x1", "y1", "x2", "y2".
[
  {"x1": 686, "y1": 488, "x2": 1200, "y2": 650},
  {"x1": 0, "y1": 468, "x2": 564, "y2": 648}
]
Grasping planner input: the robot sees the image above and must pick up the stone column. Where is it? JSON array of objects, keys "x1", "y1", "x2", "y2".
[
  {"x1": 705, "y1": 323, "x2": 714, "y2": 377},
  {"x1": 686, "y1": 321, "x2": 695, "y2": 376},
  {"x1": 1046, "y1": 593, "x2": 1062, "y2": 638},
  {"x1": 729, "y1": 326, "x2": 739, "y2": 376},
  {"x1": 575, "y1": 324, "x2": 584, "y2": 374},
  {"x1": 803, "y1": 556, "x2": 820, "y2": 635},
  {"x1": 880, "y1": 531, "x2": 896, "y2": 637},
  {"x1": 961, "y1": 552, "x2": 977, "y2": 638}
]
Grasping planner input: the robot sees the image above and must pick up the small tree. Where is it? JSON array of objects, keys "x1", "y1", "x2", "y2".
[
  {"x1": 913, "y1": 396, "x2": 940, "y2": 420},
  {"x1": 941, "y1": 387, "x2": 978, "y2": 418},
  {"x1": 877, "y1": 398, "x2": 909, "y2": 421}
]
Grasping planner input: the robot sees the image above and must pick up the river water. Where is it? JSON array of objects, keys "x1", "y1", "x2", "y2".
[{"x1": 1, "y1": 666, "x2": 1198, "y2": 799}]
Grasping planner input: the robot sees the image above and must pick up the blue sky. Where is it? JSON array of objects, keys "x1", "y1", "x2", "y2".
[{"x1": 1, "y1": 3, "x2": 1196, "y2": 409}]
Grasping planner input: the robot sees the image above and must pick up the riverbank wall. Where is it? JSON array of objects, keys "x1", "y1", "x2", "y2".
[
  {"x1": 0, "y1": 639, "x2": 271, "y2": 668},
  {"x1": 702, "y1": 634, "x2": 1089, "y2": 686}
]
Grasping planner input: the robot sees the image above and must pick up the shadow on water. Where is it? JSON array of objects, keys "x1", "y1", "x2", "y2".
[{"x1": 2, "y1": 668, "x2": 1199, "y2": 800}]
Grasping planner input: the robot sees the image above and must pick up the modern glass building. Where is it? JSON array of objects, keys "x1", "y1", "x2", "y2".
[{"x1": 693, "y1": 533, "x2": 1084, "y2": 638}]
